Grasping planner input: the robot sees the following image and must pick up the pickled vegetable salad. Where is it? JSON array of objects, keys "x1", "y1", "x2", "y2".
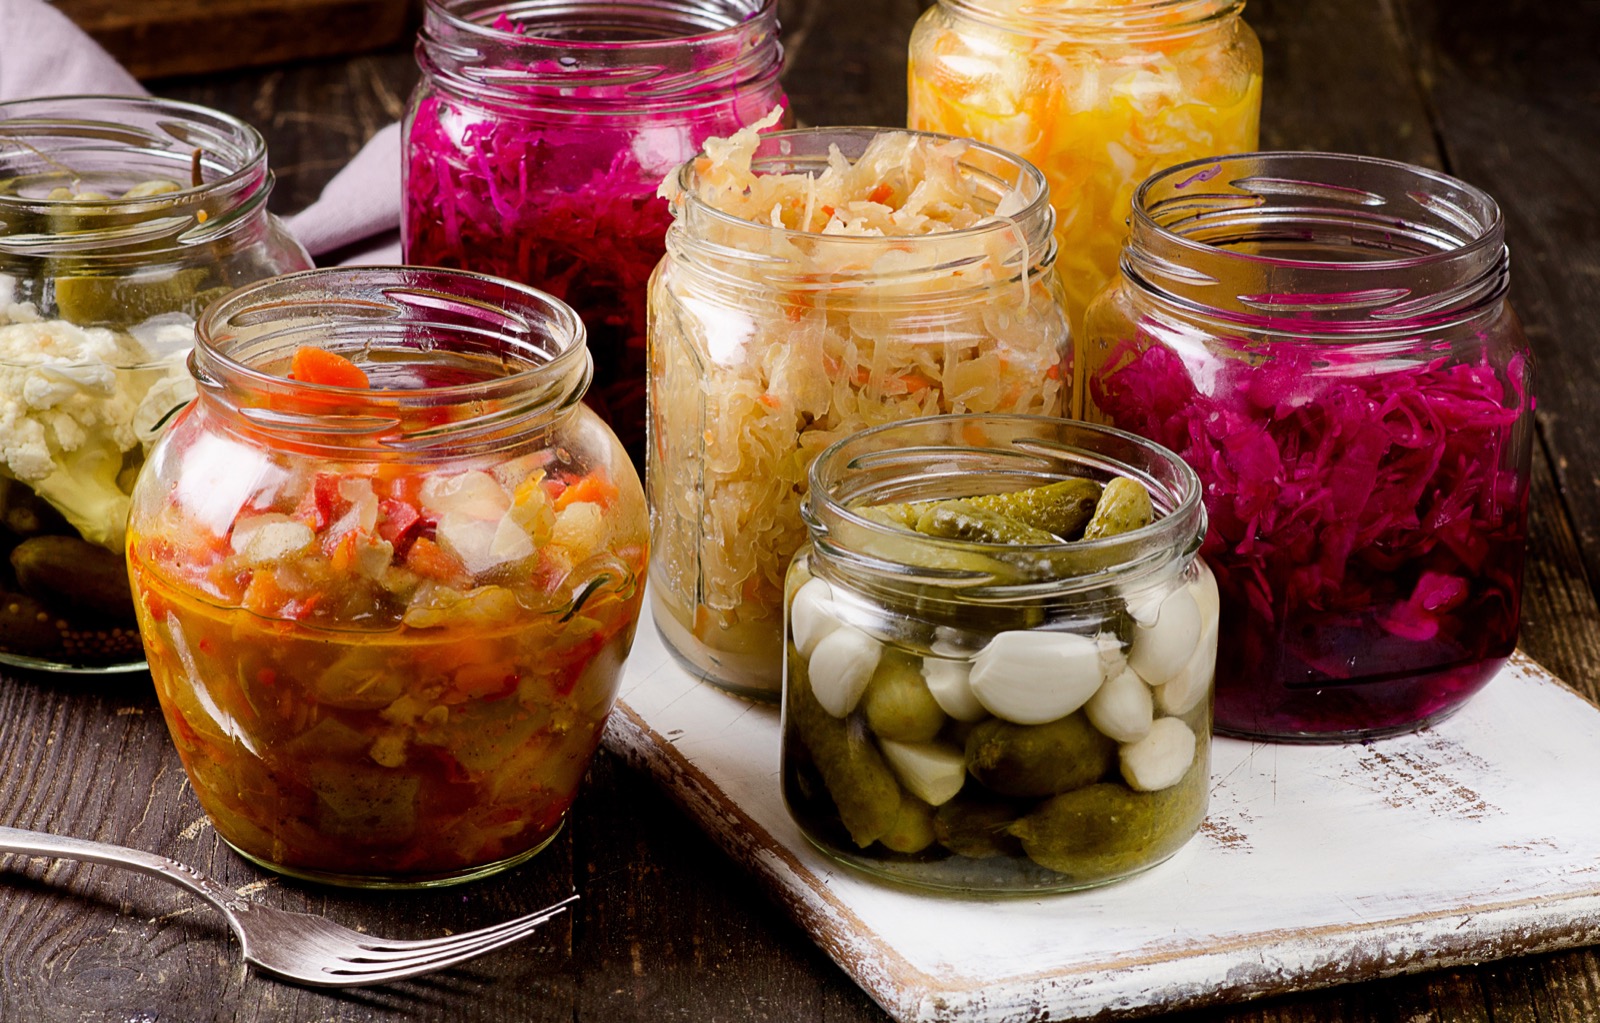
[{"x1": 651, "y1": 118, "x2": 1070, "y2": 693}]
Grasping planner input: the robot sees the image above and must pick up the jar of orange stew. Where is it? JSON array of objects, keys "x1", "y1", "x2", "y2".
[{"x1": 127, "y1": 267, "x2": 648, "y2": 887}]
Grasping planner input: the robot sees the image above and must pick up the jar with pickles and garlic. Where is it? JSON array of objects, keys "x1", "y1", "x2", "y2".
[
  {"x1": 782, "y1": 415, "x2": 1213, "y2": 893},
  {"x1": 907, "y1": 0, "x2": 1261, "y2": 329},
  {"x1": 0, "y1": 95, "x2": 311, "y2": 672},
  {"x1": 649, "y1": 124, "x2": 1072, "y2": 699}
]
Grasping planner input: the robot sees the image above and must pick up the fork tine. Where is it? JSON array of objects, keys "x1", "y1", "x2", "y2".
[
  {"x1": 316, "y1": 909, "x2": 569, "y2": 985},
  {"x1": 350, "y1": 894, "x2": 579, "y2": 956}
]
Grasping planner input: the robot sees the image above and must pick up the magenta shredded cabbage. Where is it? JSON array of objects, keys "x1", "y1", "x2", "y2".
[{"x1": 1091, "y1": 335, "x2": 1533, "y2": 734}]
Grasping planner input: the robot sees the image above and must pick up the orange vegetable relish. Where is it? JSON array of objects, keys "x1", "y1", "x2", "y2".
[
  {"x1": 908, "y1": 0, "x2": 1262, "y2": 326},
  {"x1": 129, "y1": 349, "x2": 647, "y2": 884}
]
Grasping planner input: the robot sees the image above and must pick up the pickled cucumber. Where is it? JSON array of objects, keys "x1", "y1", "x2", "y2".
[
  {"x1": 963, "y1": 478, "x2": 1103, "y2": 539},
  {"x1": 788, "y1": 656, "x2": 903, "y2": 848},
  {"x1": 11, "y1": 535, "x2": 135, "y2": 620},
  {"x1": 1007, "y1": 761, "x2": 1207, "y2": 879},
  {"x1": 863, "y1": 651, "x2": 946, "y2": 742},
  {"x1": 1082, "y1": 478, "x2": 1154, "y2": 540},
  {"x1": 933, "y1": 795, "x2": 1023, "y2": 859},
  {"x1": 914, "y1": 500, "x2": 1060, "y2": 545},
  {"x1": 880, "y1": 795, "x2": 937, "y2": 854},
  {"x1": 964, "y1": 713, "x2": 1117, "y2": 798},
  {"x1": 53, "y1": 267, "x2": 210, "y2": 325}
]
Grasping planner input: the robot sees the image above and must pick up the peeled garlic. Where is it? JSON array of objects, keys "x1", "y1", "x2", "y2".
[
  {"x1": 878, "y1": 739, "x2": 966, "y2": 806},
  {"x1": 808, "y1": 624, "x2": 881, "y2": 718},
  {"x1": 1128, "y1": 587, "x2": 1201, "y2": 686},
  {"x1": 969, "y1": 630, "x2": 1102, "y2": 725},
  {"x1": 1155, "y1": 618, "x2": 1218, "y2": 715},
  {"x1": 1085, "y1": 667, "x2": 1154, "y2": 743},
  {"x1": 1120, "y1": 717, "x2": 1197, "y2": 792},
  {"x1": 790, "y1": 577, "x2": 843, "y2": 657},
  {"x1": 921, "y1": 657, "x2": 987, "y2": 722}
]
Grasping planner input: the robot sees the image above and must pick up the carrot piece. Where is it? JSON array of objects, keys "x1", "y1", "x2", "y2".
[
  {"x1": 406, "y1": 536, "x2": 465, "y2": 582},
  {"x1": 289, "y1": 346, "x2": 370, "y2": 389},
  {"x1": 868, "y1": 183, "x2": 894, "y2": 205},
  {"x1": 554, "y1": 471, "x2": 619, "y2": 511}
]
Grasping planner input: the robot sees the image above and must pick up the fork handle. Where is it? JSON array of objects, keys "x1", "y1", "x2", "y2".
[{"x1": 0, "y1": 825, "x2": 247, "y2": 915}]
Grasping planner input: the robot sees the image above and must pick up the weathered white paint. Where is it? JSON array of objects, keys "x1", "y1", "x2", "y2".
[{"x1": 604, "y1": 599, "x2": 1600, "y2": 1023}]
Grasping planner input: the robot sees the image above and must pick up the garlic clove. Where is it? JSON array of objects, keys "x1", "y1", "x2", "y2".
[
  {"x1": 1127, "y1": 587, "x2": 1201, "y2": 686},
  {"x1": 1119, "y1": 717, "x2": 1197, "y2": 792},
  {"x1": 1155, "y1": 615, "x2": 1218, "y2": 715},
  {"x1": 808, "y1": 624, "x2": 882, "y2": 718},
  {"x1": 878, "y1": 739, "x2": 966, "y2": 807},
  {"x1": 921, "y1": 657, "x2": 987, "y2": 722},
  {"x1": 790, "y1": 577, "x2": 844, "y2": 658},
  {"x1": 969, "y1": 630, "x2": 1103, "y2": 725},
  {"x1": 1085, "y1": 667, "x2": 1154, "y2": 743}
]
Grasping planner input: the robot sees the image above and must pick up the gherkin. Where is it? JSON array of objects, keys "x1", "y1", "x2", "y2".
[
  {"x1": 961, "y1": 478, "x2": 1103, "y2": 539},
  {"x1": 913, "y1": 500, "x2": 1059, "y2": 545},
  {"x1": 1082, "y1": 477, "x2": 1155, "y2": 540}
]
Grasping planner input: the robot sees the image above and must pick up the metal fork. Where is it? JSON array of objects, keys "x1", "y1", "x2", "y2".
[{"x1": 0, "y1": 825, "x2": 577, "y2": 987}]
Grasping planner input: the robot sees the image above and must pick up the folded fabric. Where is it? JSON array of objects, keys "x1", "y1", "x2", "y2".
[{"x1": 0, "y1": 0, "x2": 403, "y2": 264}]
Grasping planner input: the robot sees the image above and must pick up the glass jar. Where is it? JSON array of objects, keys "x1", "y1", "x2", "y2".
[
  {"x1": 782, "y1": 414, "x2": 1213, "y2": 893},
  {"x1": 649, "y1": 127, "x2": 1072, "y2": 700},
  {"x1": 126, "y1": 268, "x2": 649, "y2": 887},
  {"x1": 0, "y1": 95, "x2": 311, "y2": 673},
  {"x1": 1081, "y1": 152, "x2": 1534, "y2": 741},
  {"x1": 908, "y1": 0, "x2": 1262, "y2": 330},
  {"x1": 404, "y1": 0, "x2": 788, "y2": 472}
]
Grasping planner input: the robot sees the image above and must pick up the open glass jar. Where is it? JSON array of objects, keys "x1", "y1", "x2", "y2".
[
  {"x1": 0, "y1": 95, "x2": 311, "y2": 672},
  {"x1": 649, "y1": 126, "x2": 1071, "y2": 700},
  {"x1": 1081, "y1": 152, "x2": 1534, "y2": 740},
  {"x1": 127, "y1": 268, "x2": 648, "y2": 887},
  {"x1": 908, "y1": 0, "x2": 1262, "y2": 330},
  {"x1": 782, "y1": 415, "x2": 1213, "y2": 893},
  {"x1": 404, "y1": 0, "x2": 788, "y2": 471}
]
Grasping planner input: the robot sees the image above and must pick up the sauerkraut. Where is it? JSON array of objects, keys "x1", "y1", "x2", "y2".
[
  {"x1": 907, "y1": 0, "x2": 1262, "y2": 326},
  {"x1": 649, "y1": 120, "x2": 1071, "y2": 697}
]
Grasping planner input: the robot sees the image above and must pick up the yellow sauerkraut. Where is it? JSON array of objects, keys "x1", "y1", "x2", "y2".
[
  {"x1": 908, "y1": 0, "x2": 1262, "y2": 327},
  {"x1": 649, "y1": 120, "x2": 1070, "y2": 696}
]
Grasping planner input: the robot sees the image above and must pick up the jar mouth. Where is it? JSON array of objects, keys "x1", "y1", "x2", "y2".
[
  {"x1": 1122, "y1": 151, "x2": 1508, "y2": 331},
  {"x1": 941, "y1": 0, "x2": 1244, "y2": 40},
  {"x1": 193, "y1": 267, "x2": 592, "y2": 454},
  {"x1": 418, "y1": 0, "x2": 782, "y2": 112},
  {"x1": 669, "y1": 126, "x2": 1056, "y2": 289},
  {"x1": 0, "y1": 95, "x2": 273, "y2": 257},
  {"x1": 804, "y1": 414, "x2": 1206, "y2": 596}
]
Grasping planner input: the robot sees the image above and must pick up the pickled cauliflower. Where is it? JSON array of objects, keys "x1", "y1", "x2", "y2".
[
  {"x1": 649, "y1": 119, "x2": 1070, "y2": 695},
  {"x1": 907, "y1": 0, "x2": 1262, "y2": 325},
  {"x1": 0, "y1": 303, "x2": 194, "y2": 549}
]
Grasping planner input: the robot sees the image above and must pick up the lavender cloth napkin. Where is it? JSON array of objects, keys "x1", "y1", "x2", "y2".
[{"x1": 0, "y1": 0, "x2": 405, "y2": 264}]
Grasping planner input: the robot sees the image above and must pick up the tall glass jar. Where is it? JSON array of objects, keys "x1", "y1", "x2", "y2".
[
  {"x1": 404, "y1": 0, "x2": 788, "y2": 472},
  {"x1": 649, "y1": 127, "x2": 1072, "y2": 700},
  {"x1": 908, "y1": 0, "x2": 1262, "y2": 330},
  {"x1": 1080, "y1": 152, "x2": 1534, "y2": 741},
  {"x1": 0, "y1": 95, "x2": 311, "y2": 673},
  {"x1": 782, "y1": 414, "x2": 1213, "y2": 893},
  {"x1": 126, "y1": 268, "x2": 649, "y2": 887}
]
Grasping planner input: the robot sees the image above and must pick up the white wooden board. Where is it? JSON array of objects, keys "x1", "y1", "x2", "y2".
[{"x1": 603, "y1": 598, "x2": 1600, "y2": 1022}]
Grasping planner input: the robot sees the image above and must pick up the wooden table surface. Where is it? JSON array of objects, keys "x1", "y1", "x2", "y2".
[{"x1": 4, "y1": 0, "x2": 1598, "y2": 1020}]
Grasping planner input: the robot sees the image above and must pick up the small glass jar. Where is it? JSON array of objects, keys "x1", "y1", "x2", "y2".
[
  {"x1": 1081, "y1": 152, "x2": 1534, "y2": 741},
  {"x1": 0, "y1": 95, "x2": 311, "y2": 673},
  {"x1": 907, "y1": 0, "x2": 1262, "y2": 330},
  {"x1": 126, "y1": 268, "x2": 649, "y2": 887},
  {"x1": 649, "y1": 127, "x2": 1072, "y2": 700},
  {"x1": 403, "y1": 0, "x2": 788, "y2": 472},
  {"x1": 782, "y1": 414, "x2": 1213, "y2": 894}
]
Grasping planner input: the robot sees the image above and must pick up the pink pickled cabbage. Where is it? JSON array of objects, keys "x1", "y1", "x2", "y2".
[{"x1": 1090, "y1": 335, "x2": 1532, "y2": 735}]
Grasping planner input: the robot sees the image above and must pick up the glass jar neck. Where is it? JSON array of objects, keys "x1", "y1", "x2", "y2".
[
  {"x1": 803, "y1": 414, "x2": 1205, "y2": 610},
  {"x1": 1120, "y1": 151, "x2": 1510, "y2": 337},
  {"x1": 941, "y1": 0, "x2": 1244, "y2": 42},
  {"x1": 0, "y1": 96, "x2": 275, "y2": 265},
  {"x1": 665, "y1": 127, "x2": 1057, "y2": 303},
  {"x1": 416, "y1": 0, "x2": 783, "y2": 115},
  {"x1": 192, "y1": 267, "x2": 593, "y2": 459}
]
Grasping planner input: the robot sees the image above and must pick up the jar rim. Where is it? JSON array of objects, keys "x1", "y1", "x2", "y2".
[
  {"x1": 193, "y1": 266, "x2": 593, "y2": 454},
  {"x1": 939, "y1": 0, "x2": 1245, "y2": 39},
  {"x1": 425, "y1": 0, "x2": 777, "y2": 50},
  {"x1": 804, "y1": 414, "x2": 1206, "y2": 594},
  {"x1": 1120, "y1": 151, "x2": 1509, "y2": 331}
]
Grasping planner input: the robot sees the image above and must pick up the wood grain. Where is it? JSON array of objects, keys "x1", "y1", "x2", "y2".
[{"x1": 4, "y1": 0, "x2": 1600, "y2": 1021}]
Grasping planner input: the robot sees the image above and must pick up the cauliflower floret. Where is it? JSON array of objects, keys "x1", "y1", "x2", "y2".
[{"x1": 0, "y1": 316, "x2": 193, "y2": 549}]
